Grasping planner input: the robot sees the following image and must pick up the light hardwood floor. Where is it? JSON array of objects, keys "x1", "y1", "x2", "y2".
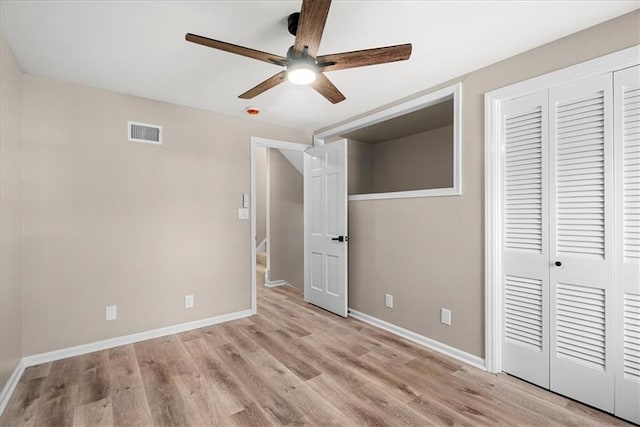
[{"x1": 1, "y1": 284, "x2": 632, "y2": 426}]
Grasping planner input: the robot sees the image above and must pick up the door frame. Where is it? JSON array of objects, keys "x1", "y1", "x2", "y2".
[
  {"x1": 250, "y1": 136, "x2": 309, "y2": 314},
  {"x1": 483, "y1": 45, "x2": 639, "y2": 373}
]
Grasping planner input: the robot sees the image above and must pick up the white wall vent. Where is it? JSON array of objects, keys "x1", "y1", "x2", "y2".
[{"x1": 128, "y1": 121, "x2": 162, "y2": 145}]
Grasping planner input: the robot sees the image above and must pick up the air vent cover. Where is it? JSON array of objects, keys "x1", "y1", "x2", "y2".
[{"x1": 128, "y1": 121, "x2": 162, "y2": 145}]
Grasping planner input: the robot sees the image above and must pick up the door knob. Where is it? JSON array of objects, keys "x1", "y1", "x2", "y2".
[
  {"x1": 554, "y1": 261, "x2": 562, "y2": 267},
  {"x1": 331, "y1": 235, "x2": 348, "y2": 242}
]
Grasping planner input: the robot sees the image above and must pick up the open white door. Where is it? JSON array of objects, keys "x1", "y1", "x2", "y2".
[{"x1": 304, "y1": 139, "x2": 348, "y2": 317}]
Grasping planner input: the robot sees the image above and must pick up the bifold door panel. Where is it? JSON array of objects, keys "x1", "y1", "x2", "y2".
[
  {"x1": 501, "y1": 91, "x2": 550, "y2": 389},
  {"x1": 613, "y1": 65, "x2": 640, "y2": 423},
  {"x1": 548, "y1": 73, "x2": 615, "y2": 412}
]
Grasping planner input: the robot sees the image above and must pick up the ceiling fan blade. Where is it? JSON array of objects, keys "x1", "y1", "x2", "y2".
[
  {"x1": 238, "y1": 71, "x2": 288, "y2": 99},
  {"x1": 186, "y1": 33, "x2": 287, "y2": 66},
  {"x1": 317, "y1": 43, "x2": 412, "y2": 72},
  {"x1": 310, "y1": 73, "x2": 345, "y2": 104},
  {"x1": 293, "y1": 0, "x2": 331, "y2": 57}
]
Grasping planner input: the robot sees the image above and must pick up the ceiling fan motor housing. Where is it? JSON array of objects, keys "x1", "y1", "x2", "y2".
[{"x1": 288, "y1": 12, "x2": 300, "y2": 36}]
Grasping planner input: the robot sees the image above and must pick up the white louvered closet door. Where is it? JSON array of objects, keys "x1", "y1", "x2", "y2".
[
  {"x1": 501, "y1": 91, "x2": 550, "y2": 388},
  {"x1": 614, "y1": 65, "x2": 640, "y2": 425},
  {"x1": 548, "y1": 74, "x2": 615, "y2": 413}
]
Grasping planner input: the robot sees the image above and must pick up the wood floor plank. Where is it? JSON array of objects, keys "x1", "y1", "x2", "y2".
[
  {"x1": 72, "y1": 397, "x2": 112, "y2": 427},
  {"x1": 181, "y1": 337, "x2": 255, "y2": 417},
  {"x1": 451, "y1": 366, "x2": 605, "y2": 427},
  {"x1": 108, "y1": 345, "x2": 154, "y2": 427},
  {"x1": 134, "y1": 338, "x2": 189, "y2": 426},
  {"x1": 306, "y1": 371, "x2": 427, "y2": 426},
  {"x1": 31, "y1": 357, "x2": 81, "y2": 427},
  {"x1": 1, "y1": 283, "x2": 634, "y2": 426},
  {"x1": 309, "y1": 333, "x2": 420, "y2": 404},
  {"x1": 242, "y1": 324, "x2": 321, "y2": 381},
  {"x1": 256, "y1": 303, "x2": 312, "y2": 337},
  {"x1": 20, "y1": 364, "x2": 51, "y2": 383},
  {"x1": 213, "y1": 342, "x2": 307, "y2": 425},
  {"x1": 0, "y1": 376, "x2": 46, "y2": 426},
  {"x1": 218, "y1": 323, "x2": 260, "y2": 353},
  {"x1": 242, "y1": 349, "x2": 352, "y2": 426},
  {"x1": 229, "y1": 402, "x2": 274, "y2": 427},
  {"x1": 77, "y1": 351, "x2": 110, "y2": 406}
]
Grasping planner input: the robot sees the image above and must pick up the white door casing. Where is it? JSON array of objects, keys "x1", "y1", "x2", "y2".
[
  {"x1": 501, "y1": 91, "x2": 550, "y2": 388},
  {"x1": 614, "y1": 65, "x2": 640, "y2": 423},
  {"x1": 548, "y1": 74, "x2": 615, "y2": 412},
  {"x1": 304, "y1": 139, "x2": 348, "y2": 317}
]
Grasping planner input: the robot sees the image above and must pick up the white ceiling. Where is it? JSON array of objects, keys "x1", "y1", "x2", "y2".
[{"x1": 1, "y1": 1, "x2": 637, "y2": 131}]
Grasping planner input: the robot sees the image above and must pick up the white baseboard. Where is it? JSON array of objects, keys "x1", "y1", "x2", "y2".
[
  {"x1": 348, "y1": 308, "x2": 486, "y2": 371},
  {"x1": 264, "y1": 279, "x2": 289, "y2": 288},
  {"x1": 22, "y1": 309, "x2": 253, "y2": 368},
  {"x1": 0, "y1": 359, "x2": 25, "y2": 416}
]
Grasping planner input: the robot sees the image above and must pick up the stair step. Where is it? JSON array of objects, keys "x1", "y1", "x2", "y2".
[{"x1": 257, "y1": 251, "x2": 267, "y2": 266}]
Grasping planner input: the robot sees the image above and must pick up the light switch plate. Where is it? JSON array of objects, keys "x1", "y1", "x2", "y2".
[
  {"x1": 242, "y1": 193, "x2": 250, "y2": 208},
  {"x1": 238, "y1": 208, "x2": 249, "y2": 220},
  {"x1": 441, "y1": 308, "x2": 452, "y2": 326},
  {"x1": 106, "y1": 305, "x2": 117, "y2": 321}
]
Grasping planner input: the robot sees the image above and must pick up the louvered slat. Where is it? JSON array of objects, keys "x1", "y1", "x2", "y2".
[
  {"x1": 556, "y1": 283, "x2": 606, "y2": 371},
  {"x1": 505, "y1": 108, "x2": 543, "y2": 252},
  {"x1": 623, "y1": 293, "x2": 640, "y2": 381},
  {"x1": 505, "y1": 275, "x2": 543, "y2": 350},
  {"x1": 623, "y1": 87, "x2": 640, "y2": 261},
  {"x1": 556, "y1": 92, "x2": 606, "y2": 257}
]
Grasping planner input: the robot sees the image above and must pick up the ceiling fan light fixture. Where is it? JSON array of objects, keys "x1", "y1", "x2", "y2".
[{"x1": 287, "y1": 61, "x2": 317, "y2": 85}]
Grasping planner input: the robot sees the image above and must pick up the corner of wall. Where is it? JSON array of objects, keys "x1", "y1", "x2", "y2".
[{"x1": 0, "y1": 32, "x2": 25, "y2": 407}]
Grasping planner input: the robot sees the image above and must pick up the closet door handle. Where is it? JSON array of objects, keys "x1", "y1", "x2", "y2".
[{"x1": 554, "y1": 261, "x2": 562, "y2": 267}]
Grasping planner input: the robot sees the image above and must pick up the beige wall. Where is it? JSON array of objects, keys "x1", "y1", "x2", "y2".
[
  {"x1": 20, "y1": 76, "x2": 310, "y2": 355},
  {"x1": 255, "y1": 146, "x2": 267, "y2": 246},
  {"x1": 373, "y1": 125, "x2": 453, "y2": 193},
  {"x1": 268, "y1": 149, "x2": 304, "y2": 290},
  {"x1": 347, "y1": 11, "x2": 640, "y2": 358},
  {"x1": 347, "y1": 139, "x2": 373, "y2": 195},
  {"x1": 0, "y1": 35, "x2": 23, "y2": 389}
]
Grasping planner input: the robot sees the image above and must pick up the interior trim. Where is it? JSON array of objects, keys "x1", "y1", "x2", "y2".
[
  {"x1": 348, "y1": 308, "x2": 485, "y2": 371},
  {"x1": 264, "y1": 280, "x2": 290, "y2": 288},
  {"x1": 314, "y1": 83, "x2": 463, "y2": 200},
  {"x1": 0, "y1": 359, "x2": 25, "y2": 416},
  {"x1": 26, "y1": 309, "x2": 250, "y2": 365}
]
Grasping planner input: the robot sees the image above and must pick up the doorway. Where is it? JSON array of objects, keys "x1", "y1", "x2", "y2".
[{"x1": 250, "y1": 137, "x2": 308, "y2": 314}]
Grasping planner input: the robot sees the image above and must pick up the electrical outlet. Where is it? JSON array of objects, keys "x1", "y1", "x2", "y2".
[
  {"x1": 106, "y1": 305, "x2": 117, "y2": 321},
  {"x1": 441, "y1": 308, "x2": 452, "y2": 326},
  {"x1": 238, "y1": 208, "x2": 249, "y2": 220},
  {"x1": 185, "y1": 294, "x2": 194, "y2": 308},
  {"x1": 385, "y1": 294, "x2": 394, "y2": 308}
]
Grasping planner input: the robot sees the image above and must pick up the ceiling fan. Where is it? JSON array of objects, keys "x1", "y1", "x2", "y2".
[{"x1": 185, "y1": 0, "x2": 412, "y2": 104}]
